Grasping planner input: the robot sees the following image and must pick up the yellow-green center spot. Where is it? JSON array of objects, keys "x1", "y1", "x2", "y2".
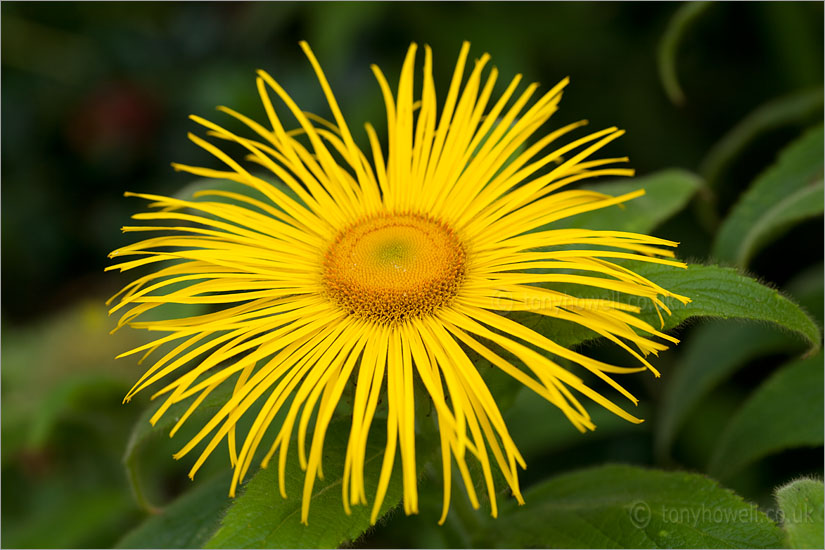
[{"x1": 376, "y1": 239, "x2": 411, "y2": 267}]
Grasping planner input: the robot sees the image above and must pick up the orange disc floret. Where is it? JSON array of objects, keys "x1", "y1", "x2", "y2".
[{"x1": 323, "y1": 212, "x2": 466, "y2": 324}]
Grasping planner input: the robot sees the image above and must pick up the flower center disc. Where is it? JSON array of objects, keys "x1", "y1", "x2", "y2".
[{"x1": 323, "y1": 213, "x2": 466, "y2": 324}]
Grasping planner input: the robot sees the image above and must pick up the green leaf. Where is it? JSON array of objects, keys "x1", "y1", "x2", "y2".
[
  {"x1": 27, "y1": 374, "x2": 129, "y2": 449},
  {"x1": 712, "y1": 126, "x2": 824, "y2": 266},
  {"x1": 755, "y1": 3, "x2": 823, "y2": 91},
  {"x1": 123, "y1": 381, "x2": 236, "y2": 513},
  {"x1": 506, "y1": 389, "x2": 651, "y2": 459},
  {"x1": 205, "y1": 417, "x2": 404, "y2": 549},
  {"x1": 700, "y1": 88, "x2": 824, "y2": 187},
  {"x1": 655, "y1": 264, "x2": 824, "y2": 460},
  {"x1": 708, "y1": 353, "x2": 824, "y2": 480},
  {"x1": 117, "y1": 471, "x2": 233, "y2": 549},
  {"x1": 655, "y1": 321, "x2": 802, "y2": 460},
  {"x1": 1, "y1": 298, "x2": 149, "y2": 460},
  {"x1": 553, "y1": 169, "x2": 703, "y2": 233},
  {"x1": 786, "y1": 262, "x2": 825, "y2": 326},
  {"x1": 479, "y1": 464, "x2": 784, "y2": 548},
  {"x1": 775, "y1": 478, "x2": 825, "y2": 549},
  {"x1": 4, "y1": 485, "x2": 136, "y2": 549},
  {"x1": 657, "y1": 2, "x2": 713, "y2": 106},
  {"x1": 636, "y1": 264, "x2": 822, "y2": 351},
  {"x1": 518, "y1": 263, "x2": 822, "y2": 354}
]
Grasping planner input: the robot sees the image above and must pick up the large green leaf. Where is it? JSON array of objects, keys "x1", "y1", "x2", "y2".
[
  {"x1": 700, "y1": 88, "x2": 824, "y2": 187},
  {"x1": 708, "y1": 353, "x2": 824, "y2": 480},
  {"x1": 205, "y1": 417, "x2": 404, "y2": 549},
  {"x1": 633, "y1": 264, "x2": 821, "y2": 351},
  {"x1": 117, "y1": 471, "x2": 233, "y2": 549},
  {"x1": 775, "y1": 478, "x2": 825, "y2": 549},
  {"x1": 518, "y1": 263, "x2": 821, "y2": 353},
  {"x1": 553, "y1": 169, "x2": 702, "y2": 233},
  {"x1": 479, "y1": 464, "x2": 784, "y2": 548},
  {"x1": 654, "y1": 322, "x2": 802, "y2": 460},
  {"x1": 655, "y1": 266, "x2": 823, "y2": 459},
  {"x1": 712, "y1": 126, "x2": 824, "y2": 266},
  {"x1": 657, "y1": 2, "x2": 713, "y2": 105}
]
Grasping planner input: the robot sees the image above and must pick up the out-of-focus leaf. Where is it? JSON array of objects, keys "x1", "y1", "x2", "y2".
[
  {"x1": 505, "y1": 389, "x2": 650, "y2": 459},
  {"x1": 655, "y1": 322, "x2": 801, "y2": 460},
  {"x1": 0, "y1": 303, "x2": 149, "y2": 548},
  {"x1": 123, "y1": 381, "x2": 235, "y2": 513},
  {"x1": 117, "y1": 470, "x2": 233, "y2": 549},
  {"x1": 1, "y1": 299, "x2": 147, "y2": 460},
  {"x1": 2, "y1": 14, "x2": 98, "y2": 82},
  {"x1": 478, "y1": 464, "x2": 784, "y2": 548},
  {"x1": 756, "y1": 3, "x2": 823, "y2": 91},
  {"x1": 775, "y1": 478, "x2": 825, "y2": 549},
  {"x1": 670, "y1": 387, "x2": 745, "y2": 472},
  {"x1": 307, "y1": 2, "x2": 389, "y2": 67},
  {"x1": 700, "y1": 88, "x2": 824, "y2": 187},
  {"x1": 4, "y1": 484, "x2": 136, "y2": 549},
  {"x1": 712, "y1": 126, "x2": 824, "y2": 266},
  {"x1": 28, "y1": 374, "x2": 129, "y2": 448},
  {"x1": 709, "y1": 353, "x2": 824, "y2": 480},
  {"x1": 657, "y1": 2, "x2": 713, "y2": 105},
  {"x1": 553, "y1": 169, "x2": 702, "y2": 233},
  {"x1": 205, "y1": 418, "x2": 404, "y2": 549},
  {"x1": 518, "y1": 263, "x2": 822, "y2": 353},
  {"x1": 786, "y1": 262, "x2": 825, "y2": 325}
]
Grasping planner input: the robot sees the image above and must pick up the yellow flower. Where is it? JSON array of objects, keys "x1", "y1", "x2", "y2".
[{"x1": 108, "y1": 41, "x2": 689, "y2": 525}]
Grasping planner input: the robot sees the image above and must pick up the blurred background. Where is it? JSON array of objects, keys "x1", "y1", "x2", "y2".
[{"x1": 2, "y1": 2, "x2": 822, "y2": 548}]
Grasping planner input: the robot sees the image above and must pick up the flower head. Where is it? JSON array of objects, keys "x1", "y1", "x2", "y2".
[{"x1": 108, "y1": 41, "x2": 689, "y2": 524}]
